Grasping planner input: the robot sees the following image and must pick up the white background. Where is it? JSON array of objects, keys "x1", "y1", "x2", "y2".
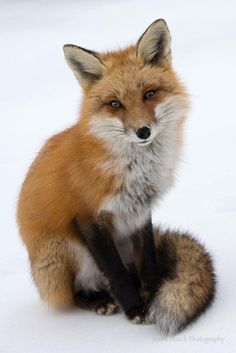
[{"x1": 0, "y1": 0, "x2": 236, "y2": 352}]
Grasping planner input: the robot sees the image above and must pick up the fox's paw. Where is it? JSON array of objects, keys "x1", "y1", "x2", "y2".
[
  {"x1": 130, "y1": 314, "x2": 145, "y2": 324},
  {"x1": 96, "y1": 302, "x2": 120, "y2": 315},
  {"x1": 130, "y1": 314, "x2": 152, "y2": 325},
  {"x1": 94, "y1": 291, "x2": 120, "y2": 315},
  {"x1": 75, "y1": 289, "x2": 119, "y2": 315},
  {"x1": 126, "y1": 305, "x2": 152, "y2": 325}
]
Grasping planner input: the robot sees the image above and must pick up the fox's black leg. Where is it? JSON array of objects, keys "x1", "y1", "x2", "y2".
[
  {"x1": 75, "y1": 216, "x2": 146, "y2": 322},
  {"x1": 127, "y1": 263, "x2": 142, "y2": 291},
  {"x1": 74, "y1": 290, "x2": 120, "y2": 315},
  {"x1": 134, "y1": 220, "x2": 158, "y2": 302}
]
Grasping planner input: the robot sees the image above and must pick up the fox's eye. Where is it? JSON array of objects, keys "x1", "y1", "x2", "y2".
[
  {"x1": 144, "y1": 90, "x2": 155, "y2": 100},
  {"x1": 109, "y1": 100, "x2": 121, "y2": 108}
]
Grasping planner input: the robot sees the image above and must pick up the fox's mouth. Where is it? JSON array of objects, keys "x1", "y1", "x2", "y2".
[{"x1": 136, "y1": 139, "x2": 152, "y2": 146}]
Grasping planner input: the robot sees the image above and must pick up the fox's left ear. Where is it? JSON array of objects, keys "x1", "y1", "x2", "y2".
[{"x1": 137, "y1": 19, "x2": 171, "y2": 66}]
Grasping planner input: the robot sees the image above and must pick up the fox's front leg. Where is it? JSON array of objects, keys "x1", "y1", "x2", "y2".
[
  {"x1": 132, "y1": 220, "x2": 158, "y2": 303},
  {"x1": 74, "y1": 214, "x2": 146, "y2": 323}
]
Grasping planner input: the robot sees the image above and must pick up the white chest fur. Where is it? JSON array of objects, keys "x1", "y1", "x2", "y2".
[{"x1": 99, "y1": 124, "x2": 179, "y2": 238}]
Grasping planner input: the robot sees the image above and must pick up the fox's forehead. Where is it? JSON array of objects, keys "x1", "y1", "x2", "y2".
[
  {"x1": 90, "y1": 58, "x2": 177, "y2": 101},
  {"x1": 88, "y1": 48, "x2": 173, "y2": 98},
  {"x1": 100, "y1": 47, "x2": 158, "y2": 83}
]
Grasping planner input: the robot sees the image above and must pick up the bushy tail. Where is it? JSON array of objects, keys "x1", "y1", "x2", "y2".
[{"x1": 146, "y1": 227, "x2": 216, "y2": 335}]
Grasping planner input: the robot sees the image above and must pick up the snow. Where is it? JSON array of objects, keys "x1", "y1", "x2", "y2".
[{"x1": 0, "y1": 0, "x2": 236, "y2": 352}]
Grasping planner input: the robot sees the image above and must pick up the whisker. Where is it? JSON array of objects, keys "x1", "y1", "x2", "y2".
[
  {"x1": 156, "y1": 119, "x2": 179, "y2": 128},
  {"x1": 155, "y1": 107, "x2": 181, "y2": 125}
]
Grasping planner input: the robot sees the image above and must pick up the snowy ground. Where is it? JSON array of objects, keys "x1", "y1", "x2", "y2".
[{"x1": 1, "y1": 0, "x2": 236, "y2": 352}]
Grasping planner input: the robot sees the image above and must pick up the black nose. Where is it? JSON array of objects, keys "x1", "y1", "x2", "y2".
[{"x1": 136, "y1": 126, "x2": 151, "y2": 140}]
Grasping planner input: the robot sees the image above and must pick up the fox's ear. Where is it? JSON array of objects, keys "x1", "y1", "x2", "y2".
[
  {"x1": 63, "y1": 44, "x2": 103, "y2": 88},
  {"x1": 137, "y1": 19, "x2": 171, "y2": 66}
]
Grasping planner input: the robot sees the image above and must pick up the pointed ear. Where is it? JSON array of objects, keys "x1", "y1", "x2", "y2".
[
  {"x1": 63, "y1": 44, "x2": 103, "y2": 88},
  {"x1": 137, "y1": 19, "x2": 171, "y2": 66}
]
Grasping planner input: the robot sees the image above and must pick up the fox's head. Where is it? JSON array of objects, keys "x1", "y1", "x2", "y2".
[{"x1": 64, "y1": 19, "x2": 189, "y2": 147}]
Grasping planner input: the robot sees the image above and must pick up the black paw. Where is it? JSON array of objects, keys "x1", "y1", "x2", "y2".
[
  {"x1": 75, "y1": 290, "x2": 119, "y2": 315},
  {"x1": 126, "y1": 305, "x2": 151, "y2": 324},
  {"x1": 95, "y1": 301, "x2": 120, "y2": 315},
  {"x1": 95, "y1": 291, "x2": 120, "y2": 315}
]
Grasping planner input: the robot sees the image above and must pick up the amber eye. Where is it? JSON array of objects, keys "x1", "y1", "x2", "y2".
[
  {"x1": 109, "y1": 100, "x2": 121, "y2": 108},
  {"x1": 144, "y1": 90, "x2": 156, "y2": 100}
]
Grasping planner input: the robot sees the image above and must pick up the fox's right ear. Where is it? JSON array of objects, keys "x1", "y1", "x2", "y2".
[{"x1": 63, "y1": 44, "x2": 103, "y2": 89}]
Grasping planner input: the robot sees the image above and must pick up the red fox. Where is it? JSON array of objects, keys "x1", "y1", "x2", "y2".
[{"x1": 17, "y1": 19, "x2": 215, "y2": 335}]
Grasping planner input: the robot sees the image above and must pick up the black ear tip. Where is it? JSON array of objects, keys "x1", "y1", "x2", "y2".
[
  {"x1": 63, "y1": 44, "x2": 80, "y2": 52},
  {"x1": 154, "y1": 18, "x2": 166, "y2": 24},
  {"x1": 153, "y1": 18, "x2": 168, "y2": 27},
  {"x1": 157, "y1": 18, "x2": 167, "y2": 23}
]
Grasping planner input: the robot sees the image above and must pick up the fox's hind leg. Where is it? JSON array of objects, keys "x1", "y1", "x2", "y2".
[
  {"x1": 30, "y1": 235, "x2": 75, "y2": 309},
  {"x1": 30, "y1": 234, "x2": 119, "y2": 314}
]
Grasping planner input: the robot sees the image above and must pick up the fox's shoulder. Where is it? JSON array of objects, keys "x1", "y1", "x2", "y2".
[{"x1": 42, "y1": 125, "x2": 78, "y2": 151}]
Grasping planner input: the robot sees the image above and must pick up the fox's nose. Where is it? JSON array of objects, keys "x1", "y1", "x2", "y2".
[{"x1": 136, "y1": 126, "x2": 151, "y2": 140}]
